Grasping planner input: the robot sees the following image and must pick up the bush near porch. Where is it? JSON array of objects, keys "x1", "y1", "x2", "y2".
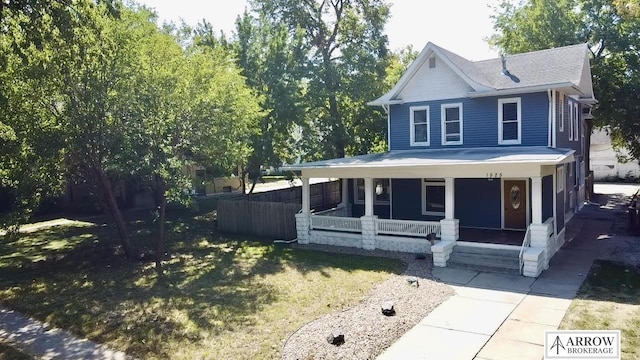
[
  {"x1": 0, "y1": 209, "x2": 404, "y2": 359},
  {"x1": 560, "y1": 260, "x2": 640, "y2": 359}
]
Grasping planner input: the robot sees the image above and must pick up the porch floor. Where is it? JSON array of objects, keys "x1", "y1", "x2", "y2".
[{"x1": 458, "y1": 227, "x2": 524, "y2": 246}]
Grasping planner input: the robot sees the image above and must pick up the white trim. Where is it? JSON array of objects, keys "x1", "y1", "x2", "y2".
[
  {"x1": 551, "y1": 90, "x2": 556, "y2": 147},
  {"x1": 498, "y1": 97, "x2": 522, "y2": 145},
  {"x1": 422, "y1": 179, "x2": 445, "y2": 216},
  {"x1": 557, "y1": 166, "x2": 564, "y2": 193},
  {"x1": 501, "y1": 178, "x2": 530, "y2": 230},
  {"x1": 441, "y1": 103, "x2": 463, "y2": 145},
  {"x1": 410, "y1": 105, "x2": 430, "y2": 146},
  {"x1": 552, "y1": 169, "x2": 558, "y2": 241},
  {"x1": 569, "y1": 99, "x2": 574, "y2": 141},
  {"x1": 559, "y1": 93, "x2": 565, "y2": 132}
]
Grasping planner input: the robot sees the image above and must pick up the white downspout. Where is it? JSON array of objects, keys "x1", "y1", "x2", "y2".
[{"x1": 552, "y1": 90, "x2": 557, "y2": 148}]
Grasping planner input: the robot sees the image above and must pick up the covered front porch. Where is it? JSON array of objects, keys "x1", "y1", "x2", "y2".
[{"x1": 288, "y1": 147, "x2": 574, "y2": 277}]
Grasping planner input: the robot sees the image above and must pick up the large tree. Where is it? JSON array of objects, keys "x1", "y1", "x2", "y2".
[
  {"x1": 247, "y1": 0, "x2": 391, "y2": 160},
  {"x1": 490, "y1": 0, "x2": 640, "y2": 161}
]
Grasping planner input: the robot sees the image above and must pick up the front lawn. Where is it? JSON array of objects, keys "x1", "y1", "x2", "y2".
[
  {"x1": 560, "y1": 260, "x2": 640, "y2": 359},
  {"x1": 0, "y1": 211, "x2": 404, "y2": 359}
]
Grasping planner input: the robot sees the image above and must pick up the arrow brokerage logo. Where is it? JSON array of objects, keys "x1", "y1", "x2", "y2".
[{"x1": 544, "y1": 330, "x2": 621, "y2": 359}]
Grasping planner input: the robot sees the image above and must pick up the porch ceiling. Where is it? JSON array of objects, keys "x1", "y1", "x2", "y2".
[{"x1": 284, "y1": 146, "x2": 574, "y2": 179}]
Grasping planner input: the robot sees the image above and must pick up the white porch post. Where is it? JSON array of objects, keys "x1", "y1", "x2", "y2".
[
  {"x1": 435, "y1": 177, "x2": 458, "y2": 267},
  {"x1": 295, "y1": 176, "x2": 311, "y2": 244},
  {"x1": 525, "y1": 175, "x2": 552, "y2": 276},
  {"x1": 360, "y1": 177, "x2": 377, "y2": 250}
]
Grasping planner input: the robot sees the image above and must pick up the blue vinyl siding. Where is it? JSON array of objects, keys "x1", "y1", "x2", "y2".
[
  {"x1": 391, "y1": 179, "x2": 443, "y2": 221},
  {"x1": 455, "y1": 179, "x2": 501, "y2": 228},
  {"x1": 389, "y1": 92, "x2": 549, "y2": 150},
  {"x1": 542, "y1": 175, "x2": 553, "y2": 221},
  {"x1": 556, "y1": 97, "x2": 582, "y2": 155}
]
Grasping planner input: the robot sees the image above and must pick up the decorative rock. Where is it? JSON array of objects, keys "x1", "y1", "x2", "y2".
[
  {"x1": 406, "y1": 276, "x2": 419, "y2": 287},
  {"x1": 327, "y1": 328, "x2": 344, "y2": 346},
  {"x1": 381, "y1": 301, "x2": 395, "y2": 316}
]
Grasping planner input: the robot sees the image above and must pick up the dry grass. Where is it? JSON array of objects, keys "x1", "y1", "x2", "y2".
[
  {"x1": 560, "y1": 260, "x2": 640, "y2": 360},
  {"x1": 0, "y1": 210, "x2": 404, "y2": 359}
]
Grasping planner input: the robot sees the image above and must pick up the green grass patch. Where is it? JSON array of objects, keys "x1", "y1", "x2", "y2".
[
  {"x1": 560, "y1": 260, "x2": 640, "y2": 359},
  {"x1": 0, "y1": 211, "x2": 404, "y2": 359}
]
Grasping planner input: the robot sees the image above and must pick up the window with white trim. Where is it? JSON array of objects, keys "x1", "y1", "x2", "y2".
[
  {"x1": 569, "y1": 100, "x2": 574, "y2": 141},
  {"x1": 354, "y1": 178, "x2": 391, "y2": 204},
  {"x1": 441, "y1": 103, "x2": 463, "y2": 145},
  {"x1": 498, "y1": 98, "x2": 521, "y2": 145},
  {"x1": 410, "y1": 106, "x2": 430, "y2": 146},
  {"x1": 422, "y1": 179, "x2": 445, "y2": 216},
  {"x1": 573, "y1": 103, "x2": 579, "y2": 141},
  {"x1": 557, "y1": 166, "x2": 564, "y2": 193},
  {"x1": 559, "y1": 93, "x2": 564, "y2": 132}
]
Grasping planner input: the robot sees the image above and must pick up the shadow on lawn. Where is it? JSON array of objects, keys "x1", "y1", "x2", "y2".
[{"x1": 0, "y1": 208, "x2": 403, "y2": 357}]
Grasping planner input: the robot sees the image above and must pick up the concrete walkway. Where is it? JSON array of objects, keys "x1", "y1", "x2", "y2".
[
  {"x1": 0, "y1": 309, "x2": 130, "y2": 359},
  {"x1": 378, "y1": 217, "x2": 612, "y2": 360}
]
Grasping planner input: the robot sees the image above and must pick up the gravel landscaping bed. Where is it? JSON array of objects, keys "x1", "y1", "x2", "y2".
[{"x1": 282, "y1": 244, "x2": 453, "y2": 360}]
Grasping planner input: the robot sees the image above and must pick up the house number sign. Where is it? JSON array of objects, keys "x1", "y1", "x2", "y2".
[{"x1": 486, "y1": 172, "x2": 502, "y2": 179}]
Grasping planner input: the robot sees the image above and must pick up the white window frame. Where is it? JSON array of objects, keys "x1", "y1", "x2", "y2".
[
  {"x1": 421, "y1": 179, "x2": 445, "y2": 216},
  {"x1": 410, "y1": 105, "x2": 430, "y2": 146},
  {"x1": 573, "y1": 103, "x2": 579, "y2": 142},
  {"x1": 568, "y1": 100, "x2": 574, "y2": 141},
  {"x1": 498, "y1": 97, "x2": 522, "y2": 145},
  {"x1": 557, "y1": 166, "x2": 564, "y2": 193},
  {"x1": 354, "y1": 178, "x2": 391, "y2": 205},
  {"x1": 441, "y1": 103, "x2": 463, "y2": 145}
]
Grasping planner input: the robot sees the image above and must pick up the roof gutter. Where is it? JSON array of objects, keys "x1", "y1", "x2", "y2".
[{"x1": 468, "y1": 82, "x2": 575, "y2": 98}]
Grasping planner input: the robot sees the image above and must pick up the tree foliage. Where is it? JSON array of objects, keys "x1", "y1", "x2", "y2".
[
  {"x1": 490, "y1": 0, "x2": 640, "y2": 160},
  {"x1": 245, "y1": 0, "x2": 392, "y2": 160}
]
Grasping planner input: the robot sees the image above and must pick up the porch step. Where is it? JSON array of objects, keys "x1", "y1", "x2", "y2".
[{"x1": 447, "y1": 246, "x2": 520, "y2": 275}]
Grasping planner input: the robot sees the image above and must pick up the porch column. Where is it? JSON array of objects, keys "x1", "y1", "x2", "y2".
[
  {"x1": 364, "y1": 177, "x2": 373, "y2": 216},
  {"x1": 295, "y1": 176, "x2": 311, "y2": 244},
  {"x1": 360, "y1": 177, "x2": 376, "y2": 250},
  {"x1": 527, "y1": 175, "x2": 552, "y2": 274},
  {"x1": 531, "y1": 176, "x2": 542, "y2": 224},
  {"x1": 439, "y1": 177, "x2": 459, "y2": 246}
]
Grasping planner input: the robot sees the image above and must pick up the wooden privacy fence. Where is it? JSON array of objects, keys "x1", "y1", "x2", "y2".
[
  {"x1": 217, "y1": 180, "x2": 342, "y2": 240},
  {"x1": 217, "y1": 200, "x2": 302, "y2": 240}
]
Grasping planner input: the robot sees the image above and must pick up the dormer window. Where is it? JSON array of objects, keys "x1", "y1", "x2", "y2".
[
  {"x1": 498, "y1": 98, "x2": 521, "y2": 145},
  {"x1": 410, "y1": 106, "x2": 430, "y2": 146}
]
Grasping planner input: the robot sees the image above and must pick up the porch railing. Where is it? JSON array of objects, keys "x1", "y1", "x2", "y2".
[
  {"x1": 313, "y1": 206, "x2": 348, "y2": 217},
  {"x1": 310, "y1": 215, "x2": 362, "y2": 233},
  {"x1": 376, "y1": 219, "x2": 441, "y2": 238}
]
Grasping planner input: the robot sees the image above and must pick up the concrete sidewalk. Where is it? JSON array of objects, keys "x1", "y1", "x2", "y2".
[
  {"x1": 0, "y1": 309, "x2": 130, "y2": 360},
  {"x1": 378, "y1": 218, "x2": 610, "y2": 360}
]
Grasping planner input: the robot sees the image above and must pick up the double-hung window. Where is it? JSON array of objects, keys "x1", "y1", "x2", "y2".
[
  {"x1": 573, "y1": 103, "x2": 579, "y2": 141},
  {"x1": 422, "y1": 179, "x2": 445, "y2": 216},
  {"x1": 354, "y1": 178, "x2": 391, "y2": 204},
  {"x1": 441, "y1": 103, "x2": 463, "y2": 145},
  {"x1": 558, "y1": 93, "x2": 564, "y2": 132},
  {"x1": 557, "y1": 166, "x2": 564, "y2": 193},
  {"x1": 498, "y1": 98, "x2": 521, "y2": 145},
  {"x1": 410, "y1": 106, "x2": 430, "y2": 146}
]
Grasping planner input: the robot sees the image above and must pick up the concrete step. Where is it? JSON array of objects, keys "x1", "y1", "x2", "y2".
[
  {"x1": 454, "y1": 244, "x2": 521, "y2": 257},
  {"x1": 447, "y1": 249, "x2": 521, "y2": 275}
]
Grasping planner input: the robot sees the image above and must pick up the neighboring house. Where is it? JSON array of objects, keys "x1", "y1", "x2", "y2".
[
  {"x1": 285, "y1": 42, "x2": 596, "y2": 277},
  {"x1": 590, "y1": 128, "x2": 640, "y2": 180}
]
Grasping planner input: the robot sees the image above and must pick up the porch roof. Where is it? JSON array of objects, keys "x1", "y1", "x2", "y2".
[{"x1": 284, "y1": 146, "x2": 574, "y2": 170}]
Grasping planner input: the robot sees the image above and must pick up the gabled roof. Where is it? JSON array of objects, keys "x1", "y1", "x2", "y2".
[{"x1": 369, "y1": 42, "x2": 596, "y2": 105}]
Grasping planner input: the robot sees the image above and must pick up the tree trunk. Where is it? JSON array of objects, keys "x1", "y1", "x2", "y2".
[
  {"x1": 155, "y1": 189, "x2": 166, "y2": 274},
  {"x1": 247, "y1": 180, "x2": 257, "y2": 198},
  {"x1": 94, "y1": 167, "x2": 136, "y2": 259}
]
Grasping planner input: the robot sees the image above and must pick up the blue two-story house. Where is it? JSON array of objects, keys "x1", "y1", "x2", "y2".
[{"x1": 287, "y1": 42, "x2": 596, "y2": 277}]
